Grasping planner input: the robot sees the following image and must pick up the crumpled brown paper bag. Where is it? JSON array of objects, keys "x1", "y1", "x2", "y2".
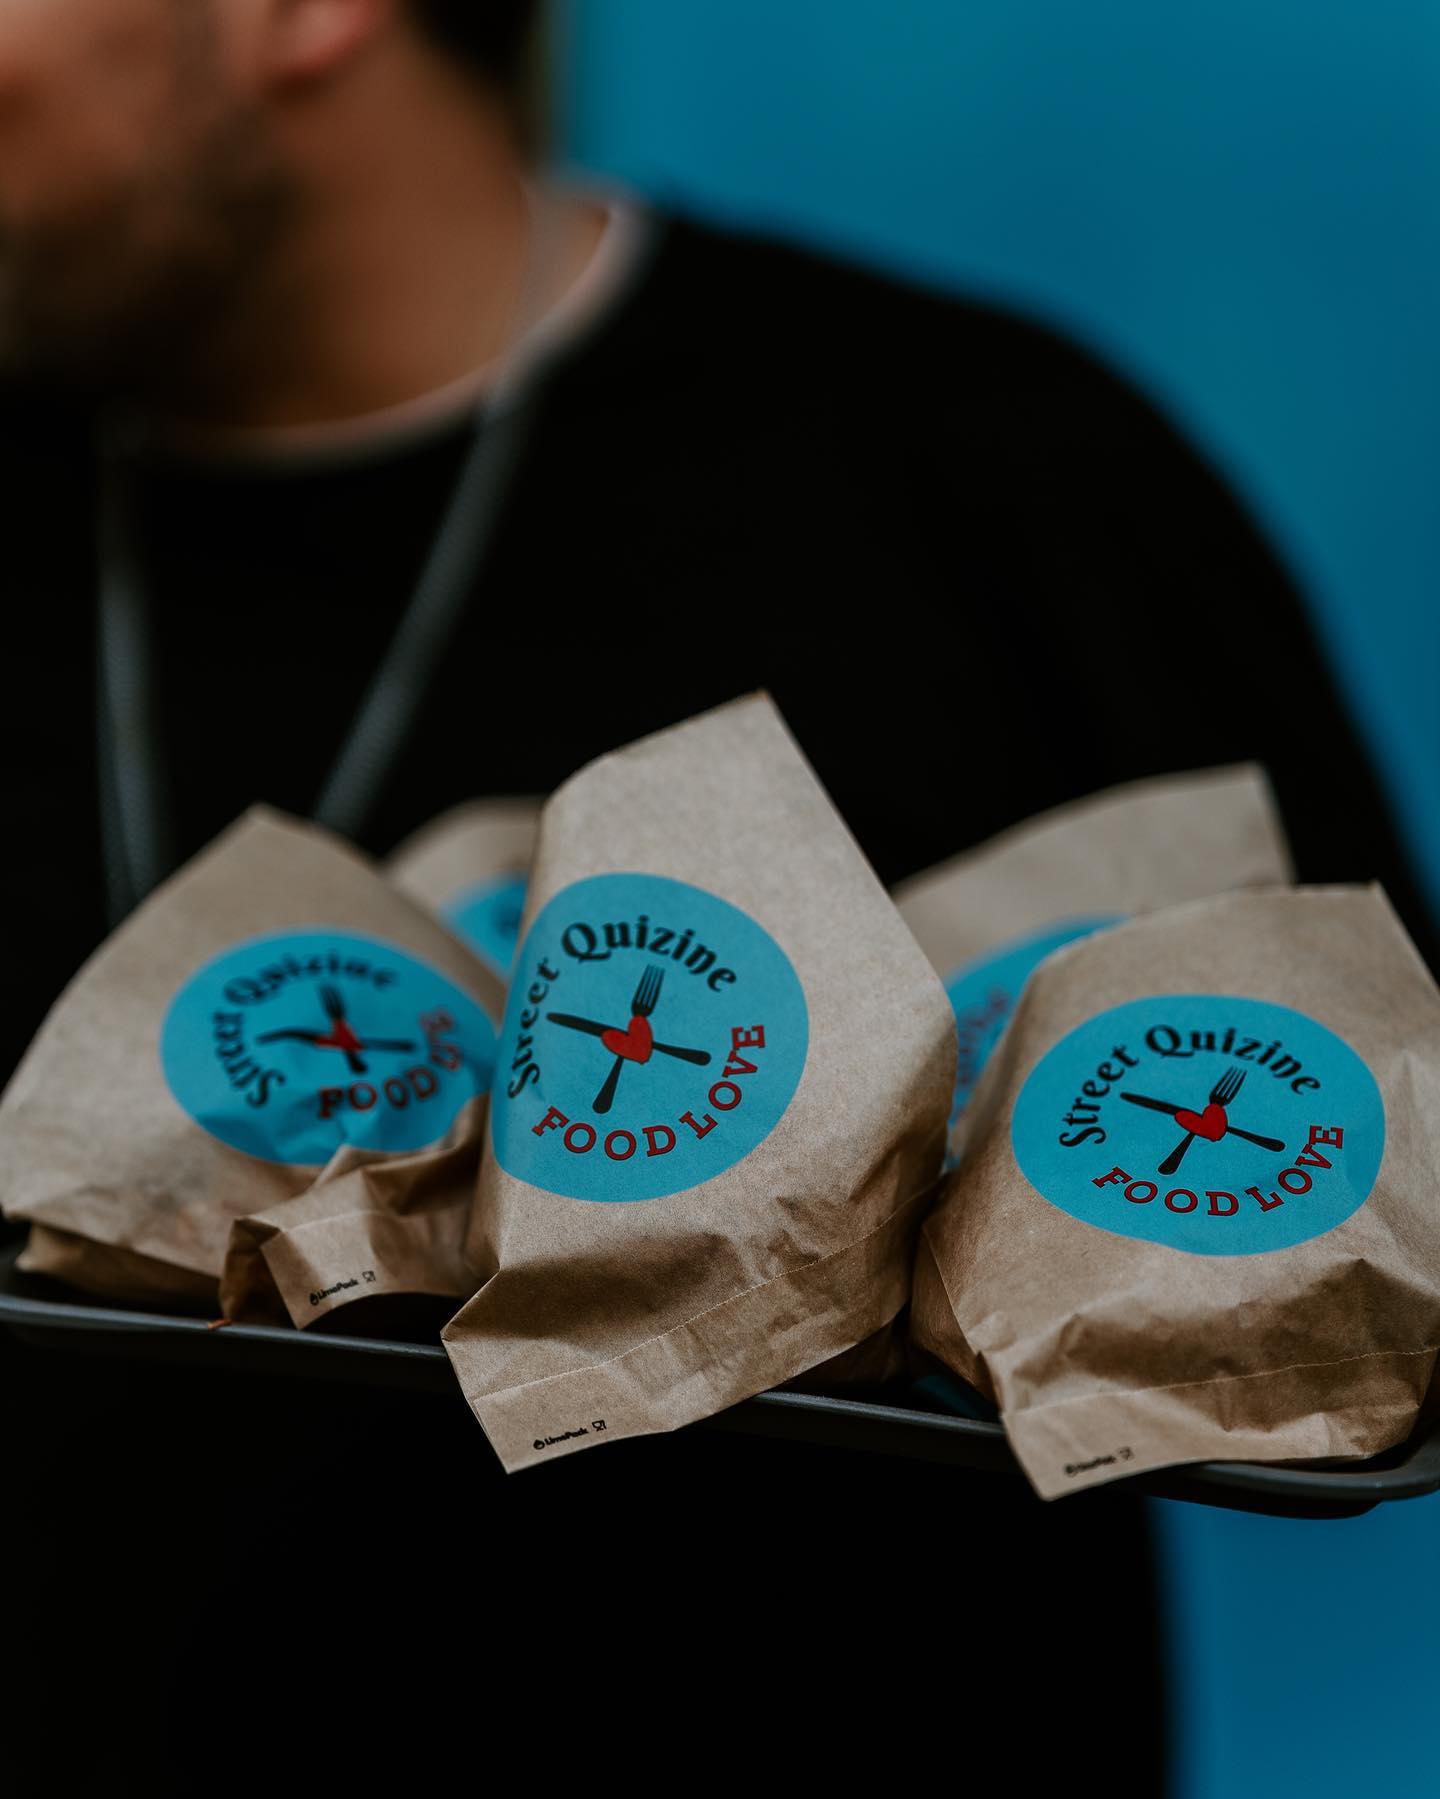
[
  {"x1": 911, "y1": 885, "x2": 1440, "y2": 1498},
  {"x1": 388, "y1": 797, "x2": 540, "y2": 981},
  {"x1": 19, "y1": 1222, "x2": 219, "y2": 1310},
  {"x1": 894, "y1": 766, "x2": 1292, "y2": 1125},
  {"x1": 442, "y1": 695, "x2": 957, "y2": 1470},
  {"x1": 0, "y1": 809, "x2": 504, "y2": 1319},
  {"x1": 782, "y1": 1314, "x2": 912, "y2": 1393},
  {"x1": 220, "y1": 1106, "x2": 484, "y2": 1327}
]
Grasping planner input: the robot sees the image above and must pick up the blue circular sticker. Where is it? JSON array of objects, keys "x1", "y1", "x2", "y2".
[
  {"x1": 161, "y1": 930, "x2": 498, "y2": 1167},
  {"x1": 492, "y1": 873, "x2": 809, "y2": 1203},
  {"x1": 445, "y1": 873, "x2": 529, "y2": 976},
  {"x1": 945, "y1": 916, "x2": 1124, "y2": 1119},
  {"x1": 1011, "y1": 995, "x2": 1385, "y2": 1255}
]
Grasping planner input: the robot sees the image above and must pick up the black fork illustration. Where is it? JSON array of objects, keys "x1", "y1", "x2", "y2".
[
  {"x1": 1159, "y1": 1065, "x2": 1245, "y2": 1176},
  {"x1": 594, "y1": 965, "x2": 663, "y2": 1115},
  {"x1": 257, "y1": 983, "x2": 416, "y2": 1075},
  {"x1": 317, "y1": 985, "x2": 366, "y2": 1077}
]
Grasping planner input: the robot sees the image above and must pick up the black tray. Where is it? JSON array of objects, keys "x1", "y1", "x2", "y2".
[{"x1": 4, "y1": 1243, "x2": 1437, "y2": 1520}]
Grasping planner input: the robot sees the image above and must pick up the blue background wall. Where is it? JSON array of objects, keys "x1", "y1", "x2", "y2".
[
  {"x1": 555, "y1": 7, "x2": 1440, "y2": 1796},
  {"x1": 556, "y1": 0, "x2": 1440, "y2": 912}
]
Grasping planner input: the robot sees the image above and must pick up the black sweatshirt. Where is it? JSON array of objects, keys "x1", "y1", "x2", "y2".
[{"x1": 3, "y1": 212, "x2": 1430, "y2": 1083}]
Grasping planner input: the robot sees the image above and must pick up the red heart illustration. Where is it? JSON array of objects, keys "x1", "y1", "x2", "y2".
[
  {"x1": 1174, "y1": 1102, "x2": 1227, "y2": 1142},
  {"x1": 601, "y1": 1015, "x2": 654, "y2": 1064}
]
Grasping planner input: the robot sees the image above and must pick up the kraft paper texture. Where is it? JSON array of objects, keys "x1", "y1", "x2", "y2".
[
  {"x1": 911, "y1": 886, "x2": 1440, "y2": 1498},
  {"x1": 220, "y1": 1097, "x2": 485, "y2": 1327},
  {"x1": 894, "y1": 764, "x2": 1292, "y2": 979},
  {"x1": 17, "y1": 1222, "x2": 219, "y2": 1311},
  {"x1": 0, "y1": 809, "x2": 504, "y2": 1319},
  {"x1": 783, "y1": 1312, "x2": 913, "y2": 1392},
  {"x1": 387, "y1": 796, "x2": 541, "y2": 921},
  {"x1": 443, "y1": 695, "x2": 957, "y2": 1470}
]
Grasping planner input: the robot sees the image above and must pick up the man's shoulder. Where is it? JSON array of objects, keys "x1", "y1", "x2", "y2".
[{"x1": 588, "y1": 207, "x2": 1184, "y2": 449}]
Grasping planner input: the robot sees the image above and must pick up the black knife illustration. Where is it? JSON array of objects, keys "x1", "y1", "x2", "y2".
[
  {"x1": 1119, "y1": 1090, "x2": 1285, "y2": 1152},
  {"x1": 546, "y1": 1011, "x2": 711, "y2": 1066}
]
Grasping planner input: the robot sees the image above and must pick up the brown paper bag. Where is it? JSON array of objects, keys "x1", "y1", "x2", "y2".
[
  {"x1": 911, "y1": 885, "x2": 1440, "y2": 1498},
  {"x1": 782, "y1": 1314, "x2": 912, "y2": 1393},
  {"x1": 17, "y1": 1223, "x2": 219, "y2": 1311},
  {"x1": 388, "y1": 798, "x2": 540, "y2": 980},
  {"x1": 220, "y1": 1109, "x2": 483, "y2": 1327},
  {"x1": 894, "y1": 766, "x2": 1292, "y2": 1124},
  {"x1": 442, "y1": 695, "x2": 956, "y2": 1470},
  {"x1": 0, "y1": 809, "x2": 504, "y2": 1317}
]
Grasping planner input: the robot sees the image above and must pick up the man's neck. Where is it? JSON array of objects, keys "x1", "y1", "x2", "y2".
[{"x1": 159, "y1": 44, "x2": 604, "y2": 435}]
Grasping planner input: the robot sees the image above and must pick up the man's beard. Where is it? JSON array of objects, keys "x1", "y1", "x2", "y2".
[{"x1": 0, "y1": 105, "x2": 290, "y2": 406}]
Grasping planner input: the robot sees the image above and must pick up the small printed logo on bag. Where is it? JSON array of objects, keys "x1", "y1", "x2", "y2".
[
  {"x1": 161, "y1": 929, "x2": 498, "y2": 1166},
  {"x1": 492, "y1": 873, "x2": 809, "y2": 1203},
  {"x1": 1010, "y1": 994, "x2": 1385, "y2": 1255}
]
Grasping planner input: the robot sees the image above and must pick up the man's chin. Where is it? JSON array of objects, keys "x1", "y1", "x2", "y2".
[
  {"x1": 0, "y1": 211, "x2": 255, "y2": 404},
  {"x1": 0, "y1": 115, "x2": 288, "y2": 408},
  {"x1": 0, "y1": 282, "x2": 99, "y2": 394},
  {"x1": 0, "y1": 289, "x2": 191, "y2": 406}
]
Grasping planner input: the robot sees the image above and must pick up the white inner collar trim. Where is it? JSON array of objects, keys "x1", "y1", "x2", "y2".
[{"x1": 160, "y1": 190, "x2": 653, "y2": 470}]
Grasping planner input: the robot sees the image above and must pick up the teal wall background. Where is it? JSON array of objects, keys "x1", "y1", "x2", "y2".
[
  {"x1": 1152, "y1": 1497, "x2": 1439, "y2": 1798},
  {"x1": 555, "y1": 8, "x2": 1440, "y2": 1797},
  {"x1": 555, "y1": 0, "x2": 1440, "y2": 913}
]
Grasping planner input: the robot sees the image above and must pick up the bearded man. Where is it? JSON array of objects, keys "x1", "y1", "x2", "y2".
[{"x1": 0, "y1": 12, "x2": 1426, "y2": 1785}]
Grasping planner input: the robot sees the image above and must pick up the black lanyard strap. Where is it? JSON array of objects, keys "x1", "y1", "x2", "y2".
[
  {"x1": 95, "y1": 391, "x2": 540, "y2": 927},
  {"x1": 94, "y1": 186, "x2": 569, "y2": 926},
  {"x1": 96, "y1": 447, "x2": 177, "y2": 925},
  {"x1": 309, "y1": 384, "x2": 540, "y2": 839}
]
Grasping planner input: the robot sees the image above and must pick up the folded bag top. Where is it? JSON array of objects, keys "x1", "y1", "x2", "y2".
[
  {"x1": 894, "y1": 763, "x2": 1292, "y2": 979},
  {"x1": 893, "y1": 765, "x2": 1293, "y2": 1128},
  {"x1": 387, "y1": 796, "x2": 541, "y2": 982},
  {"x1": 911, "y1": 885, "x2": 1440, "y2": 1499},
  {"x1": 443, "y1": 694, "x2": 957, "y2": 1471}
]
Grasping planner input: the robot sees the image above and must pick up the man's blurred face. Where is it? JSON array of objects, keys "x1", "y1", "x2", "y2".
[{"x1": 0, "y1": 0, "x2": 285, "y2": 392}]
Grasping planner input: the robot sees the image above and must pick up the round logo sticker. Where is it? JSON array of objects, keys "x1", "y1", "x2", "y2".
[
  {"x1": 445, "y1": 873, "x2": 529, "y2": 976},
  {"x1": 945, "y1": 916, "x2": 1124, "y2": 1120},
  {"x1": 1011, "y1": 995, "x2": 1385, "y2": 1255},
  {"x1": 492, "y1": 873, "x2": 809, "y2": 1203},
  {"x1": 161, "y1": 930, "x2": 498, "y2": 1167}
]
